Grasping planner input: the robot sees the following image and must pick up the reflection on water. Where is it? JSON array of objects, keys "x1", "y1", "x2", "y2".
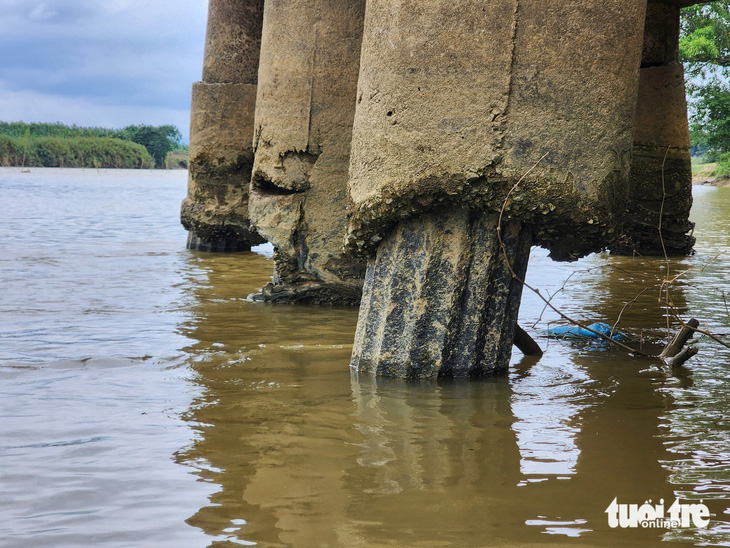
[
  {"x1": 1, "y1": 168, "x2": 729, "y2": 546},
  {"x1": 511, "y1": 354, "x2": 589, "y2": 478}
]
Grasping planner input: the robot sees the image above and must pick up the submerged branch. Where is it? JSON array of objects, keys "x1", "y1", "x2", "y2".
[{"x1": 514, "y1": 325, "x2": 544, "y2": 357}]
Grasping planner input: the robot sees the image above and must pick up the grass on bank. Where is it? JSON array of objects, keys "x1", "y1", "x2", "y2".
[
  {"x1": 692, "y1": 160, "x2": 718, "y2": 178},
  {"x1": 691, "y1": 158, "x2": 730, "y2": 186},
  {"x1": 0, "y1": 134, "x2": 154, "y2": 169},
  {"x1": 0, "y1": 122, "x2": 188, "y2": 169},
  {"x1": 710, "y1": 154, "x2": 730, "y2": 179}
]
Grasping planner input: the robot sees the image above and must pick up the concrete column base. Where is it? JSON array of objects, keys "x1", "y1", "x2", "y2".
[
  {"x1": 182, "y1": 82, "x2": 265, "y2": 251},
  {"x1": 351, "y1": 208, "x2": 531, "y2": 379},
  {"x1": 614, "y1": 65, "x2": 694, "y2": 256},
  {"x1": 247, "y1": 0, "x2": 366, "y2": 302}
]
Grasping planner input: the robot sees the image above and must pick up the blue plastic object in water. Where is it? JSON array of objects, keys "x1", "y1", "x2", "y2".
[{"x1": 547, "y1": 322, "x2": 628, "y2": 342}]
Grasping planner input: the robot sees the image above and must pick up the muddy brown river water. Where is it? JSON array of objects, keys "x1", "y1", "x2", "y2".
[{"x1": 1, "y1": 167, "x2": 729, "y2": 547}]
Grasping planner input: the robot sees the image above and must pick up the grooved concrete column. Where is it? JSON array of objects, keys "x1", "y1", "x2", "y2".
[
  {"x1": 351, "y1": 208, "x2": 530, "y2": 379},
  {"x1": 613, "y1": 0, "x2": 694, "y2": 255},
  {"x1": 247, "y1": 0, "x2": 366, "y2": 304},
  {"x1": 180, "y1": 0, "x2": 266, "y2": 252}
]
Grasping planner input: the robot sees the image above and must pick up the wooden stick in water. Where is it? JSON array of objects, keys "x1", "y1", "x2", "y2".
[
  {"x1": 660, "y1": 318, "x2": 700, "y2": 359},
  {"x1": 514, "y1": 324, "x2": 544, "y2": 357},
  {"x1": 668, "y1": 347, "x2": 699, "y2": 367}
]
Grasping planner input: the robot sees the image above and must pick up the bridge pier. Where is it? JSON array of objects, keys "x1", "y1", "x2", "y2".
[
  {"x1": 182, "y1": 0, "x2": 704, "y2": 379},
  {"x1": 247, "y1": 0, "x2": 366, "y2": 304},
  {"x1": 181, "y1": 0, "x2": 266, "y2": 252},
  {"x1": 347, "y1": 0, "x2": 647, "y2": 378},
  {"x1": 613, "y1": 0, "x2": 695, "y2": 255}
]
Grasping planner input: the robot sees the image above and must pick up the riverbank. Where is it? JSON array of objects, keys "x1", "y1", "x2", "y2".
[
  {"x1": 0, "y1": 166, "x2": 188, "y2": 177},
  {"x1": 696, "y1": 178, "x2": 730, "y2": 187},
  {"x1": 691, "y1": 160, "x2": 730, "y2": 186},
  {"x1": 692, "y1": 177, "x2": 730, "y2": 187}
]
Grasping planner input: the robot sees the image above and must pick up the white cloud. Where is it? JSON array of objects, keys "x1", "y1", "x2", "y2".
[{"x1": 29, "y1": 3, "x2": 58, "y2": 22}]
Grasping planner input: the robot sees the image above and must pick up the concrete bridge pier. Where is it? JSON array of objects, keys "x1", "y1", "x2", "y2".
[
  {"x1": 348, "y1": 0, "x2": 647, "y2": 378},
  {"x1": 613, "y1": 0, "x2": 695, "y2": 256},
  {"x1": 247, "y1": 0, "x2": 366, "y2": 304},
  {"x1": 181, "y1": 0, "x2": 266, "y2": 252}
]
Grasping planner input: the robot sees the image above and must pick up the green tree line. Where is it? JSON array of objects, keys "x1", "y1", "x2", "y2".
[
  {"x1": 0, "y1": 122, "x2": 187, "y2": 169},
  {"x1": 0, "y1": 135, "x2": 154, "y2": 169},
  {"x1": 680, "y1": 2, "x2": 730, "y2": 175}
]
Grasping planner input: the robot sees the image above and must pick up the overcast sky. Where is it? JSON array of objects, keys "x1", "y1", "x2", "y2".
[{"x1": 0, "y1": 0, "x2": 208, "y2": 140}]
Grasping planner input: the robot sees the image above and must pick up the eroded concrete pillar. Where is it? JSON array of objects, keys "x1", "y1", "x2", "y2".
[
  {"x1": 248, "y1": 0, "x2": 366, "y2": 304},
  {"x1": 181, "y1": 0, "x2": 266, "y2": 252},
  {"x1": 613, "y1": 0, "x2": 695, "y2": 255},
  {"x1": 349, "y1": 0, "x2": 647, "y2": 378},
  {"x1": 352, "y1": 209, "x2": 530, "y2": 378}
]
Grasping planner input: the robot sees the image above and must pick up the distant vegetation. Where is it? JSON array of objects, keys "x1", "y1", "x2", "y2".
[
  {"x1": 0, "y1": 134, "x2": 154, "y2": 169},
  {"x1": 681, "y1": 4, "x2": 730, "y2": 158},
  {"x1": 0, "y1": 122, "x2": 188, "y2": 169},
  {"x1": 680, "y1": 3, "x2": 730, "y2": 179}
]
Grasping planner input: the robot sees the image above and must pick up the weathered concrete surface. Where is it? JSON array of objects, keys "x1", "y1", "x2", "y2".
[
  {"x1": 182, "y1": 0, "x2": 701, "y2": 379},
  {"x1": 248, "y1": 0, "x2": 366, "y2": 304},
  {"x1": 347, "y1": 0, "x2": 647, "y2": 263},
  {"x1": 181, "y1": 0, "x2": 266, "y2": 252},
  {"x1": 181, "y1": 82, "x2": 264, "y2": 251},
  {"x1": 612, "y1": 0, "x2": 694, "y2": 255},
  {"x1": 351, "y1": 208, "x2": 530, "y2": 379},
  {"x1": 201, "y1": 0, "x2": 263, "y2": 84},
  {"x1": 348, "y1": 0, "x2": 647, "y2": 377}
]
